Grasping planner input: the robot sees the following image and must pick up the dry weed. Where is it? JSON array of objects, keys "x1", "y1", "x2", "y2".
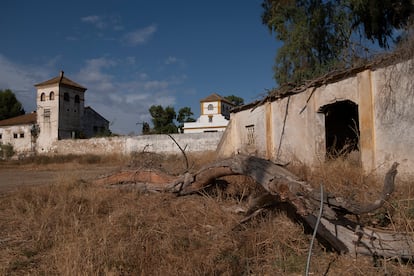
[
  {"x1": 289, "y1": 156, "x2": 414, "y2": 232},
  {"x1": 0, "y1": 152, "x2": 413, "y2": 275}
]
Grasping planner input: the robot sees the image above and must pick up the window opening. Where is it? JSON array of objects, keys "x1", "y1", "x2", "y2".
[
  {"x1": 49, "y1": 91, "x2": 55, "y2": 100},
  {"x1": 75, "y1": 95, "x2": 80, "y2": 103},
  {"x1": 44, "y1": 109, "x2": 51, "y2": 122},
  {"x1": 319, "y1": 100, "x2": 360, "y2": 158},
  {"x1": 208, "y1": 116, "x2": 213, "y2": 123},
  {"x1": 246, "y1": 124, "x2": 255, "y2": 145},
  {"x1": 64, "y1": 93, "x2": 69, "y2": 101},
  {"x1": 207, "y1": 104, "x2": 213, "y2": 111},
  {"x1": 40, "y1": 93, "x2": 46, "y2": 101}
]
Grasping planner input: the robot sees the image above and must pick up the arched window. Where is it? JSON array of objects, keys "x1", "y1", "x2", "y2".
[
  {"x1": 74, "y1": 95, "x2": 80, "y2": 104},
  {"x1": 207, "y1": 104, "x2": 213, "y2": 111},
  {"x1": 64, "y1": 93, "x2": 69, "y2": 102},
  {"x1": 49, "y1": 91, "x2": 55, "y2": 100},
  {"x1": 40, "y1": 93, "x2": 46, "y2": 101}
]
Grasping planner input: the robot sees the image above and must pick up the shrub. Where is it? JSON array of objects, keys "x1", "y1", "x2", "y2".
[{"x1": 0, "y1": 143, "x2": 14, "y2": 159}]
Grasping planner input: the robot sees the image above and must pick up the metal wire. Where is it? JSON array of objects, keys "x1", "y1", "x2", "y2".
[{"x1": 305, "y1": 183, "x2": 324, "y2": 276}]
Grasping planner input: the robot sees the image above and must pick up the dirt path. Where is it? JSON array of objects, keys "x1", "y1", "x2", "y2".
[{"x1": 0, "y1": 163, "x2": 119, "y2": 193}]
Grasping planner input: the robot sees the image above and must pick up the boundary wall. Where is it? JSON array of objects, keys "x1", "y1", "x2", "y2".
[{"x1": 49, "y1": 132, "x2": 222, "y2": 155}]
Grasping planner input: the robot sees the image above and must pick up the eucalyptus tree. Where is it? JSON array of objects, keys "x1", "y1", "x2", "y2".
[{"x1": 262, "y1": 0, "x2": 413, "y2": 85}]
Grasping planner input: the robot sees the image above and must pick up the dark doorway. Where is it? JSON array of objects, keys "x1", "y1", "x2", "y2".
[{"x1": 319, "y1": 100, "x2": 359, "y2": 157}]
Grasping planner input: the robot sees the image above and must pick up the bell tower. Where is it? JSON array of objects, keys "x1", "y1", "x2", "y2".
[{"x1": 34, "y1": 71, "x2": 87, "y2": 151}]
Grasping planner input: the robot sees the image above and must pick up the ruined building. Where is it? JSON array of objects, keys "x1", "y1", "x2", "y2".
[{"x1": 218, "y1": 57, "x2": 414, "y2": 177}]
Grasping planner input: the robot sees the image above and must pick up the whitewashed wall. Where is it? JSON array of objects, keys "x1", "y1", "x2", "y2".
[
  {"x1": 49, "y1": 132, "x2": 223, "y2": 155},
  {"x1": 0, "y1": 124, "x2": 34, "y2": 153},
  {"x1": 372, "y1": 59, "x2": 414, "y2": 178}
]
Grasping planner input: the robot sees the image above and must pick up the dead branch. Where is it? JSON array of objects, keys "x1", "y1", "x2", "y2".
[
  {"x1": 93, "y1": 154, "x2": 414, "y2": 259},
  {"x1": 170, "y1": 154, "x2": 413, "y2": 258},
  {"x1": 167, "y1": 134, "x2": 189, "y2": 172}
]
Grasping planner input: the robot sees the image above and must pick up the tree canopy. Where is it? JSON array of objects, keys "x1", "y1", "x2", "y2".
[
  {"x1": 149, "y1": 105, "x2": 178, "y2": 134},
  {"x1": 262, "y1": 0, "x2": 414, "y2": 86},
  {"x1": 0, "y1": 89, "x2": 25, "y2": 121},
  {"x1": 224, "y1": 95, "x2": 244, "y2": 106},
  {"x1": 148, "y1": 105, "x2": 197, "y2": 134},
  {"x1": 177, "y1": 107, "x2": 196, "y2": 133}
]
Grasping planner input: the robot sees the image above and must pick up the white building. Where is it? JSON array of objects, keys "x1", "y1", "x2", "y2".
[
  {"x1": 0, "y1": 71, "x2": 109, "y2": 156},
  {"x1": 0, "y1": 113, "x2": 37, "y2": 155},
  {"x1": 183, "y1": 93, "x2": 235, "y2": 133}
]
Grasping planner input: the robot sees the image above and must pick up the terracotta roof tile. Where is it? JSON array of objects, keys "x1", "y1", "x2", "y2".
[
  {"x1": 200, "y1": 93, "x2": 234, "y2": 105},
  {"x1": 34, "y1": 71, "x2": 86, "y2": 91},
  {"x1": 0, "y1": 113, "x2": 37, "y2": 127}
]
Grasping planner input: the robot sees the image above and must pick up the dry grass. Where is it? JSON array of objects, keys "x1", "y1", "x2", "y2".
[
  {"x1": 12, "y1": 153, "x2": 125, "y2": 166},
  {"x1": 0, "y1": 152, "x2": 413, "y2": 275},
  {"x1": 288, "y1": 155, "x2": 414, "y2": 231}
]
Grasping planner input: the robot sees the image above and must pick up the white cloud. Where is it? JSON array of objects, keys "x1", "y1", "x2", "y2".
[
  {"x1": 81, "y1": 15, "x2": 106, "y2": 29},
  {"x1": 165, "y1": 56, "x2": 178, "y2": 65},
  {"x1": 81, "y1": 14, "x2": 124, "y2": 32},
  {"x1": 138, "y1": 73, "x2": 149, "y2": 80},
  {"x1": 0, "y1": 54, "x2": 180, "y2": 134},
  {"x1": 77, "y1": 57, "x2": 116, "y2": 83},
  {"x1": 143, "y1": 80, "x2": 168, "y2": 90},
  {"x1": 122, "y1": 24, "x2": 157, "y2": 46},
  {"x1": 125, "y1": 93, "x2": 151, "y2": 103},
  {"x1": 81, "y1": 15, "x2": 100, "y2": 23},
  {"x1": 0, "y1": 54, "x2": 52, "y2": 112},
  {"x1": 125, "y1": 56, "x2": 136, "y2": 65},
  {"x1": 74, "y1": 56, "x2": 177, "y2": 134},
  {"x1": 163, "y1": 56, "x2": 186, "y2": 69}
]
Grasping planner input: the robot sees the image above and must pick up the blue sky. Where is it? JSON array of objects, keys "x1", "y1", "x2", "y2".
[{"x1": 0, "y1": 0, "x2": 279, "y2": 134}]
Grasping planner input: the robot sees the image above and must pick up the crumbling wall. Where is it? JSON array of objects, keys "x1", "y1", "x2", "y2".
[
  {"x1": 218, "y1": 76, "x2": 359, "y2": 166},
  {"x1": 373, "y1": 59, "x2": 414, "y2": 177},
  {"x1": 49, "y1": 132, "x2": 223, "y2": 156},
  {"x1": 219, "y1": 59, "x2": 414, "y2": 177}
]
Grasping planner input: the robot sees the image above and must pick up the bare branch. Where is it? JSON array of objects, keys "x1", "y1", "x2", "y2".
[{"x1": 167, "y1": 134, "x2": 189, "y2": 172}]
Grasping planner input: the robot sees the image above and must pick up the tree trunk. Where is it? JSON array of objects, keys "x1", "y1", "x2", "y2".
[{"x1": 95, "y1": 154, "x2": 414, "y2": 259}]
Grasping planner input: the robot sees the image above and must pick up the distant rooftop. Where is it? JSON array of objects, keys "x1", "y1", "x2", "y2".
[
  {"x1": 200, "y1": 93, "x2": 234, "y2": 105},
  {"x1": 34, "y1": 71, "x2": 87, "y2": 92},
  {"x1": 0, "y1": 112, "x2": 37, "y2": 127}
]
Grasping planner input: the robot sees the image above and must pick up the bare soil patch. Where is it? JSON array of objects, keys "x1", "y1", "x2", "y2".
[{"x1": 0, "y1": 163, "x2": 119, "y2": 193}]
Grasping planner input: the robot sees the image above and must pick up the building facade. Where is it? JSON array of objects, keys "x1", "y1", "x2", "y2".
[
  {"x1": 0, "y1": 113, "x2": 37, "y2": 156},
  {"x1": 0, "y1": 71, "x2": 109, "y2": 156},
  {"x1": 217, "y1": 58, "x2": 414, "y2": 177},
  {"x1": 183, "y1": 93, "x2": 235, "y2": 133}
]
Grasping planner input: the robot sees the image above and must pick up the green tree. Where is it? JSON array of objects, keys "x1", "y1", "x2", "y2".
[
  {"x1": 349, "y1": 0, "x2": 413, "y2": 48},
  {"x1": 142, "y1": 121, "x2": 151, "y2": 134},
  {"x1": 262, "y1": 0, "x2": 414, "y2": 86},
  {"x1": 224, "y1": 95, "x2": 244, "y2": 106},
  {"x1": 177, "y1": 107, "x2": 196, "y2": 133},
  {"x1": 0, "y1": 89, "x2": 25, "y2": 120},
  {"x1": 148, "y1": 105, "x2": 178, "y2": 134}
]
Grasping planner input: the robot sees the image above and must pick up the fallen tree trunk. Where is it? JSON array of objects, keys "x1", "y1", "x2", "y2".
[{"x1": 94, "y1": 154, "x2": 414, "y2": 259}]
